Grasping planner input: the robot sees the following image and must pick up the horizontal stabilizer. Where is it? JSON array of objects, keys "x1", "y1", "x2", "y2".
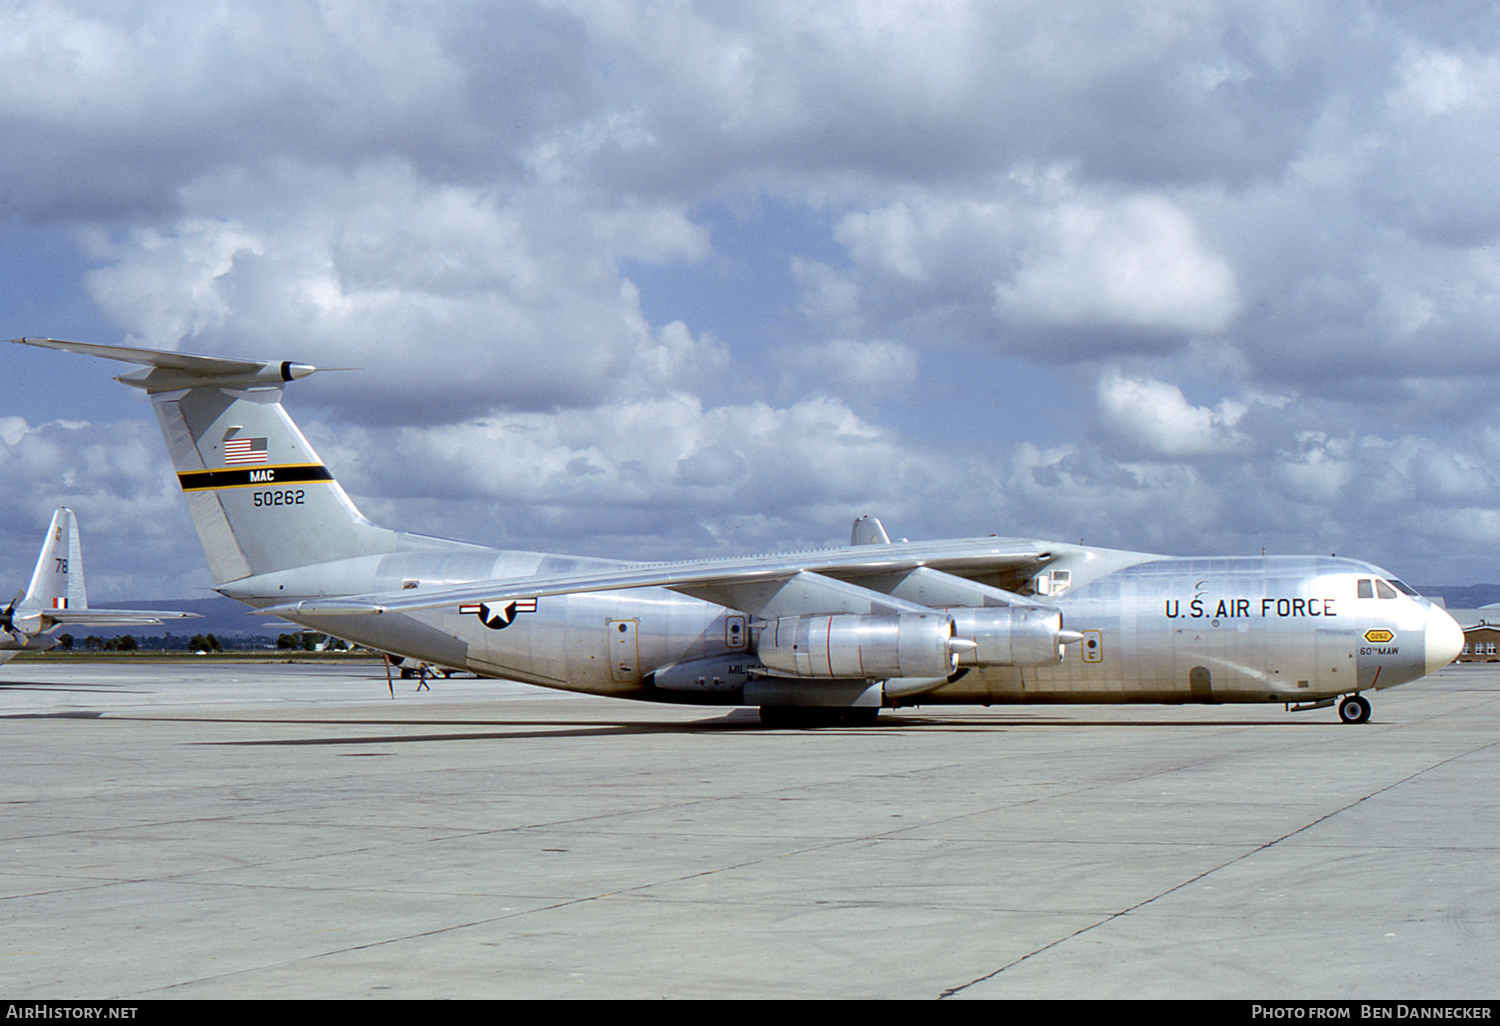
[
  {"x1": 12, "y1": 337, "x2": 323, "y2": 392},
  {"x1": 38, "y1": 608, "x2": 199, "y2": 628}
]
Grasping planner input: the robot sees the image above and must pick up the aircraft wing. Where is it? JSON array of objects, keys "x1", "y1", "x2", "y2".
[{"x1": 260, "y1": 538, "x2": 1055, "y2": 620}]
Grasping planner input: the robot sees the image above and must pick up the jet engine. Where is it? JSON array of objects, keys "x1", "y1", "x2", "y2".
[
  {"x1": 758, "y1": 613, "x2": 963, "y2": 680},
  {"x1": 757, "y1": 605, "x2": 1079, "y2": 682},
  {"x1": 948, "y1": 605, "x2": 1078, "y2": 667}
]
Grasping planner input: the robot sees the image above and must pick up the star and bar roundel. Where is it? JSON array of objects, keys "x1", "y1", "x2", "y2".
[{"x1": 460, "y1": 598, "x2": 538, "y2": 630}]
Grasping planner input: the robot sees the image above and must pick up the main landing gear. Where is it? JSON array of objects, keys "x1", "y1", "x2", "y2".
[{"x1": 1338, "y1": 694, "x2": 1372, "y2": 724}]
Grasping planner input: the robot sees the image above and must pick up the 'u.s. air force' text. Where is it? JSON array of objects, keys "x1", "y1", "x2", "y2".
[{"x1": 1166, "y1": 597, "x2": 1336, "y2": 619}]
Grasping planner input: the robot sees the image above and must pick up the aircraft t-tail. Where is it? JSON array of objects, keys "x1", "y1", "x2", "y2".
[
  {"x1": 13, "y1": 337, "x2": 1465, "y2": 724},
  {"x1": 0, "y1": 505, "x2": 197, "y2": 664}
]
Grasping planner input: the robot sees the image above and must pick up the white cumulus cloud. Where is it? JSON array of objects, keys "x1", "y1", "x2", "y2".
[
  {"x1": 1097, "y1": 372, "x2": 1248, "y2": 457},
  {"x1": 997, "y1": 194, "x2": 1240, "y2": 336}
]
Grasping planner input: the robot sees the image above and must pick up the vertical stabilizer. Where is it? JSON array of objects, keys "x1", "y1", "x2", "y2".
[
  {"x1": 22, "y1": 507, "x2": 86, "y2": 611},
  {"x1": 149, "y1": 382, "x2": 401, "y2": 583},
  {"x1": 12, "y1": 338, "x2": 405, "y2": 585}
]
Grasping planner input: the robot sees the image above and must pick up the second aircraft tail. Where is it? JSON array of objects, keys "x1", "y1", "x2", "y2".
[{"x1": 21, "y1": 506, "x2": 87, "y2": 612}]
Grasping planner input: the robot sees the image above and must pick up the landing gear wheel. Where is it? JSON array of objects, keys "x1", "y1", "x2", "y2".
[
  {"x1": 758, "y1": 705, "x2": 791, "y2": 728},
  {"x1": 1338, "y1": 695, "x2": 1371, "y2": 724}
]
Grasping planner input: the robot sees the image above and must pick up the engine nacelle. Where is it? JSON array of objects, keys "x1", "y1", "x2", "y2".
[
  {"x1": 948, "y1": 605, "x2": 1074, "y2": 666},
  {"x1": 6, "y1": 610, "x2": 42, "y2": 637},
  {"x1": 758, "y1": 613, "x2": 960, "y2": 680}
]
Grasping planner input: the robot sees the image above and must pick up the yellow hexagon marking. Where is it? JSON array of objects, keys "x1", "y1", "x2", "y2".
[{"x1": 1364, "y1": 629, "x2": 1394, "y2": 644}]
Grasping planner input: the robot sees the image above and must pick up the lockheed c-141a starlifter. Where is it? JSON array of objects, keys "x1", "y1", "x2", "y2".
[{"x1": 13, "y1": 337, "x2": 1463, "y2": 725}]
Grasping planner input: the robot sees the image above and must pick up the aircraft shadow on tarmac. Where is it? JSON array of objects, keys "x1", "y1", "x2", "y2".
[
  {"x1": 0, "y1": 680, "x2": 150, "y2": 693},
  {"x1": 149, "y1": 708, "x2": 1340, "y2": 746}
]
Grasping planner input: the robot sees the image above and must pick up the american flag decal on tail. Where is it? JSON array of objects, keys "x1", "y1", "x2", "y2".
[{"x1": 224, "y1": 437, "x2": 268, "y2": 464}]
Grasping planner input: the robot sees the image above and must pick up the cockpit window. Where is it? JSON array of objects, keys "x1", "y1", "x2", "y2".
[
  {"x1": 1375, "y1": 579, "x2": 1398, "y2": 600},
  {"x1": 1357, "y1": 579, "x2": 1374, "y2": 599},
  {"x1": 1388, "y1": 579, "x2": 1418, "y2": 596}
]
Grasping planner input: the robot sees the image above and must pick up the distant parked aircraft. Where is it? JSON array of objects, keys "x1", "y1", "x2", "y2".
[{"x1": 0, "y1": 506, "x2": 197, "y2": 664}]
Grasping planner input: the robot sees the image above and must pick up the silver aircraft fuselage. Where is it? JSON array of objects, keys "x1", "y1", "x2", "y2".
[
  {"x1": 15, "y1": 335, "x2": 1464, "y2": 723},
  {"x1": 218, "y1": 540, "x2": 1460, "y2": 712}
]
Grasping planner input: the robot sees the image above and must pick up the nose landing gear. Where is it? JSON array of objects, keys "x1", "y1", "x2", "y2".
[{"x1": 1338, "y1": 694, "x2": 1371, "y2": 724}]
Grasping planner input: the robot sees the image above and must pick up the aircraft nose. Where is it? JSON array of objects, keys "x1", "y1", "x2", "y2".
[{"x1": 1425, "y1": 604, "x2": 1465, "y2": 675}]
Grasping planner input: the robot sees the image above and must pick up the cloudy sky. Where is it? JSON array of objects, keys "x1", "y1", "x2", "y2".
[{"x1": 4, "y1": 0, "x2": 1500, "y2": 600}]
